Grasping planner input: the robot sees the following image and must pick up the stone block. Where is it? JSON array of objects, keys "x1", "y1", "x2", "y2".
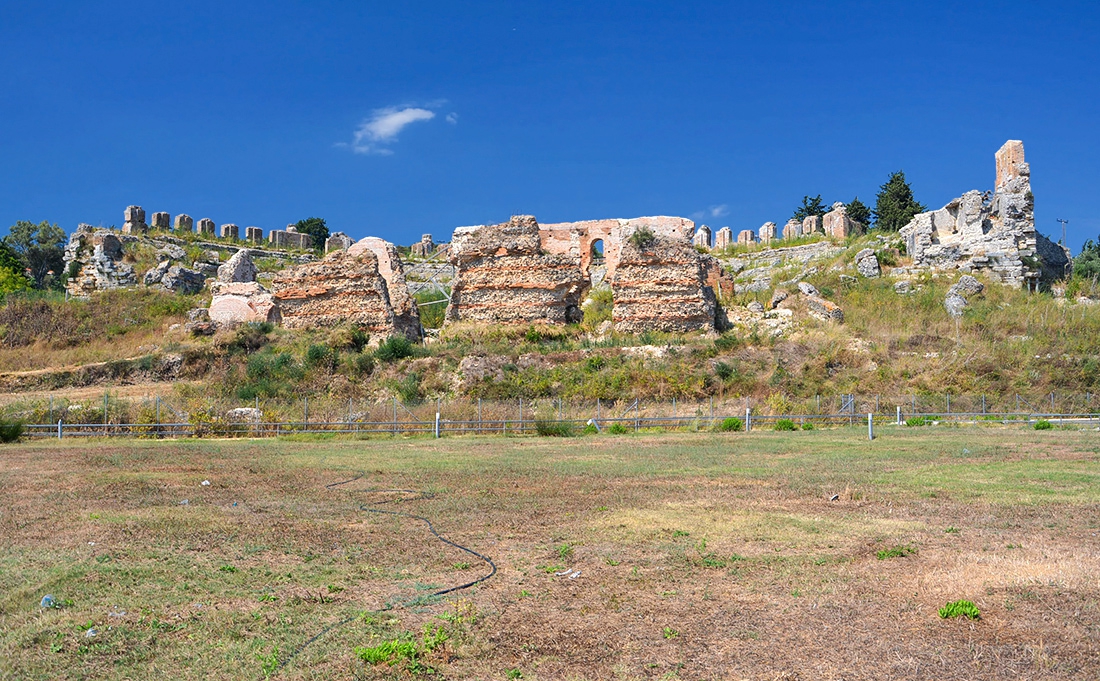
[
  {"x1": 151, "y1": 212, "x2": 170, "y2": 231},
  {"x1": 802, "y1": 215, "x2": 822, "y2": 235},
  {"x1": 737, "y1": 229, "x2": 756, "y2": 246},
  {"x1": 713, "y1": 227, "x2": 732, "y2": 250},
  {"x1": 782, "y1": 219, "x2": 802, "y2": 240},
  {"x1": 758, "y1": 222, "x2": 777, "y2": 243},
  {"x1": 245, "y1": 226, "x2": 264, "y2": 244},
  {"x1": 692, "y1": 225, "x2": 711, "y2": 249},
  {"x1": 197, "y1": 218, "x2": 216, "y2": 236},
  {"x1": 220, "y1": 223, "x2": 239, "y2": 241},
  {"x1": 410, "y1": 233, "x2": 436, "y2": 257},
  {"x1": 174, "y1": 214, "x2": 193, "y2": 232},
  {"x1": 325, "y1": 232, "x2": 354, "y2": 253},
  {"x1": 122, "y1": 205, "x2": 147, "y2": 234}
]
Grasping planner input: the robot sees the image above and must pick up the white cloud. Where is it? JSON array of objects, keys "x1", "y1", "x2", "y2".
[
  {"x1": 445, "y1": 112, "x2": 459, "y2": 125},
  {"x1": 709, "y1": 204, "x2": 730, "y2": 218},
  {"x1": 350, "y1": 106, "x2": 436, "y2": 155}
]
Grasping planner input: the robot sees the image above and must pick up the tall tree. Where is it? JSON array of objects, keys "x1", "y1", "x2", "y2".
[
  {"x1": 294, "y1": 217, "x2": 329, "y2": 251},
  {"x1": 1074, "y1": 237, "x2": 1100, "y2": 281},
  {"x1": 0, "y1": 241, "x2": 31, "y2": 296},
  {"x1": 791, "y1": 195, "x2": 828, "y2": 223},
  {"x1": 873, "y1": 172, "x2": 926, "y2": 232},
  {"x1": 4, "y1": 220, "x2": 66, "y2": 289},
  {"x1": 845, "y1": 197, "x2": 872, "y2": 227}
]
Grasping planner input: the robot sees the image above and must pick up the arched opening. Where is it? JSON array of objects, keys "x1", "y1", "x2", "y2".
[
  {"x1": 590, "y1": 239, "x2": 605, "y2": 261},
  {"x1": 587, "y1": 238, "x2": 607, "y2": 288}
]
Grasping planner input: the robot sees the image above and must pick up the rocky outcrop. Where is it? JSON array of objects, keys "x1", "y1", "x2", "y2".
[
  {"x1": 900, "y1": 140, "x2": 1070, "y2": 288},
  {"x1": 944, "y1": 275, "x2": 985, "y2": 318},
  {"x1": 217, "y1": 249, "x2": 258, "y2": 283},
  {"x1": 610, "y1": 237, "x2": 718, "y2": 333},
  {"x1": 855, "y1": 248, "x2": 880, "y2": 278},
  {"x1": 807, "y1": 296, "x2": 844, "y2": 323},
  {"x1": 271, "y1": 250, "x2": 396, "y2": 333},
  {"x1": 445, "y1": 216, "x2": 587, "y2": 325},
  {"x1": 63, "y1": 226, "x2": 137, "y2": 297},
  {"x1": 161, "y1": 266, "x2": 206, "y2": 294},
  {"x1": 349, "y1": 237, "x2": 421, "y2": 340}
]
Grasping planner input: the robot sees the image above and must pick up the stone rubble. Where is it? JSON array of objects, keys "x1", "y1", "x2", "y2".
[
  {"x1": 63, "y1": 226, "x2": 137, "y2": 297},
  {"x1": 217, "y1": 249, "x2": 258, "y2": 283},
  {"x1": 855, "y1": 248, "x2": 881, "y2": 278}
]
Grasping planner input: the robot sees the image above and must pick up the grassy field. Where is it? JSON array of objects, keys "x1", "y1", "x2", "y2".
[{"x1": 1, "y1": 426, "x2": 1099, "y2": 680}]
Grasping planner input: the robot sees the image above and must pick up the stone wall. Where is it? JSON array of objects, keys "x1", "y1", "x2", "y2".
[
  {"x1": 611, "y1": 237, "x2": 718, "y2": 333},
  {"x1": 899, "y1": 140, "x2": 1069, "y2": 287},
  {"x1": 348, "y1": 237, "x2": 422, "y2": 340},
  {"x1": 63, "y1": 225, "x2": 137, "y2": 297},
  {"x1": 271, "y1": 250, "x2": 397, "y2": 333}
]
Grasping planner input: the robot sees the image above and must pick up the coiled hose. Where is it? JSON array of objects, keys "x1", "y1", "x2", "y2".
[{"x1": 268, "y1": 473, "x2": 497, "y2": 677}]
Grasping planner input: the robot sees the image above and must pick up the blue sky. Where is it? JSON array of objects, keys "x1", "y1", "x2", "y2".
[{"x1": 1, "y1": 1, "x2": 1098, "y2": 251}]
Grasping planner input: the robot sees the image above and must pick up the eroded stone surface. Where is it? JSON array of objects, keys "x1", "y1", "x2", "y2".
[
  {"x1": 823, "y1": 203, "x2": 862, "y2": 239},
  {"x1": 325, "y1": 232, "x2": 354, "y2": 253},
  {"x1": 151, "y1": 212, "x2": 170, "y2": 231},
  {"x1": 209, "y1": 281, "x2": 281, "y2": 326},
  {"x1": 713, "y1": 227, "x2": 732, "y2": 250},
  {"x1": 271, "y1": 250, "x2": 396, "y2": 333},
  {"x1": 64, "y1": 226, "x2": 137, "y2": 297},
  {"x1": 217, "y1": 249, "x2": 258, "y2": 283},
  {"x1": 174, "y1": 214, "x2": 193, "y2": 232},
  {"x1": 758, "y1": 222, "x2": 777, "y2": 243},
  {"x1": 611, "y1": 237, "x2": 717, "y2": 333},
  {"x1": 123, "y1": 206, "x2": 147, "y2": 234},
  {"x1": 782, "y1": 219, "x2": 802, "y2": 240},
  {"x1": 855, "y1": 248, "x2": 881, "y2": 278},
  {"x1": 348, "y1": 237, "x2": 421, "y2": 340}
]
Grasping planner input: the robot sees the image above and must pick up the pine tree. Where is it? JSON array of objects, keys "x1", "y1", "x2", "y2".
[
  {"x1": 791, "y1": 195, "x2": 828, "y2": 223},
  {"x1": 873, "y1": 172, "x2": 926, "y2": 232},
  {"x1": 845, "y1": 197, "x2": 872, "y2": 227}
]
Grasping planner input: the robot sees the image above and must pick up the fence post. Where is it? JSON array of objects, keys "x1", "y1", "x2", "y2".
[
  {"x1": 745, "y1": 407, "x2": 751, "y2": 432},
  {"x1": 868, "y1": 413, "x2": 874, "y2": 440},
  {"x1": 393, "y1": 398, "x2": 397, "y2": 436},
  {"x1": 982, "y1": 394, "x2": 986, "y2": 414},
  {"x1": 304, "y1": 396, "x2": 309, "y2": 425},
  {"x1": 597, "y1": 398, "x2": 601, "y2": 420},
  {"x1": 478, "y1": 398, "x2": 482, "y2": 435},
  {"x1": 946, "y1": 394, "x2": 950, "y2": 414},
  {"x1": 434, "y1": 411, "x2": 440, "y2": 439},
  {"x1": 58, "y1": 419, "x2": 63, "y2": 440},
  {"x1": 896, "y1": 405, "x2": 901, "y2": 425}
]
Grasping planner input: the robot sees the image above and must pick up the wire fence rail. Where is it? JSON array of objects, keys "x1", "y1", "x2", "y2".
[{"x1": 21, "y1": 408, "x2": 1100, "y2": 440}]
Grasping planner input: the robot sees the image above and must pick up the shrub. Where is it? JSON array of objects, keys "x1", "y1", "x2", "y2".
[
  {"x1": 801, "y1": 422, "x2": 815, "y2": 431},
  {"x1": 349, "y1": 353, "x2": 375, "y2": 376},
  {"x1": 583, "y1": 423, "x2": 599, "y2": 435},
  {"x1": 774, "y1": 418, "x2": 796, "y2": 431},
  {"x1": 714, "y1": 333, "x2": 740, "y2": 352},
  {"x1": 628, "y1": 226, "x2": 656, "y2": 249},
  {"x1": 608, "y1": 422, "x2": 629, "y2": 435},
  {"x1": 938, "y1": 599, "x2": 980, "y2": 620},
  {"x1": 714, "y1": 361, "x2": 734, "y2": 380},
  {"x1": 0, "y1": 418, "x2": 23, "y2": 443},
  {"x1": 394, "y1": 372, "x2": 422, "y2": 405},
  {"x1": 905, "y1": 416, "x2": 931, "y2": 427},
  {"x1": 717, "y1": 417, "x2": 743, "y2": 432},
  {"x1": 535, "y1": 418, "x2": 573, "y2": 437},
  {"x1": 305, "y1": 343, "x2": 335, "y2": 369},
  {"x1": 375, "y1": 335, "x2": 415, "y2": 362},
  {"x1": 1033, "y1": 419, "x2": 1053, "y2": 430},
  {"x1": 582, "y1": 287, "x2": 613, "y2": 328},
  {"x1": 226, "y1": 322, "x2": 272, "y2": 354}
]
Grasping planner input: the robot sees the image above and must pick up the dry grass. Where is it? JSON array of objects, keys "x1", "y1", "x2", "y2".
[{"x1": 1, "y1": 427, "x2": 1099, "y2": 679}]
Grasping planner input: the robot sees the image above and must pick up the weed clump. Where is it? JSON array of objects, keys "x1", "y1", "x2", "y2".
[
  {"x1": 0, "y1": 418, "x2": 23, "y2": 443},
  {"x1": 938, "y1": 599, "x2": 981, "y2": 620},
  {"x1": 608, "y1": 422, "x2": 629, "y2": 435},
  {"x1": 1033, "y1": 419, "x2": 1053, "y2": 430},
  {"x1": 774, "y1": 418, "x2": 796, "y2": 431},
  {"x1": 535, "y1": 418, "x2": 573, "y2": 437},
  {"x1": 906, "y1": 416, "x2": 931, "y2": 427},
  {"x1": 876, "y1": 544, "x2": 917, "y2": 560}
]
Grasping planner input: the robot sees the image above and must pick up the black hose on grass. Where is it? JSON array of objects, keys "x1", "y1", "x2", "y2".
[{"x1": 268, "y1": 474, "x2": 496, "y2": 677}]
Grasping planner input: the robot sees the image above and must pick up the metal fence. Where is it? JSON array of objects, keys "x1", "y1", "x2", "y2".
[{"x1": 17, "y1": 392, "x2": 1100, "y2": 440}]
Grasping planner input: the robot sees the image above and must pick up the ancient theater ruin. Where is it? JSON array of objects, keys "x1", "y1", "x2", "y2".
[{"x1": 444, "y1": 215, "x2": 731, "y2": 332}]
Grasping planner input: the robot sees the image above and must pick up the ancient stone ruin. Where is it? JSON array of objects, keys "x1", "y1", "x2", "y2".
[
  {"x1": 713, "y1": 226, "x2": 732, "y2": 250},
  {"x1": 692, "y1": 225, "x2": 711, "y2": 249},
  {"x1": 208, "y1": 250, "x2": 280, "y2": 327},
  {"x1": 325, "y1": 232, "x2": 354, "y2": 253},
  {"x1": 269, "y1": 225, "x2": 313, "y2": 250},
  {"x1": 900, "y1": 140, "x2": 1070, "y2": 288},
  {"x1": 758, "y1": 222, "x2": 777, "y2": 243},
  {"x1": 64, "y1": 225, "x2": 137, "y2": 297},
  {"x1": 445, "y1": 215, "x2": 728, "y2": 332},
  {"x1": 220, "y1": 223, "x2": 240, "y2": 241},
  {"x1": 347, "y1": 237, "x2": 421, "y2": 341},
  {"x1": 271, "y1": 249, "x2": 398, "y2": 334},
  {"x1": 410, "y1": 234, "x2": 436, "y2": 257},
  {"x1": 122, "y1": 206, "x2": 147, "y2": 234}
]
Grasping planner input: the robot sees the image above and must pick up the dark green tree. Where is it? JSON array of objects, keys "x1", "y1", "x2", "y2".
[
  {"x1": 791, "y1": 195, "x2": 828, "y2": 223},
  {"x1": 4, "y1": 220, "x2": 66, "y2": 289},
  {"x1": 873, "y1": 172, "x2": 926, "y2": 232},
  {"x1": 294, "y1": 217, "x2": 329, "y2": 250},
  {"x1": 1074, "y1": 237, "x2": 1100, "y2": 281},
  {"x1": 845, "y1": 197, "x2": 872, "y2": 227}
]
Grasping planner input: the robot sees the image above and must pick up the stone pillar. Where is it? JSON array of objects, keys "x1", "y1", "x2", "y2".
[
  {"x1": 737, "y1": 229, "x2": 756, "y2": 246},
  {"x1": 122, "y1": 205, "x2": 147, "y2": 234},
  {"x1": 197, "y1": 218, "x2": 216, "y2": 236},
  {"x1": 174, "y1": 214, "x2": 193, "y2": 232},
  {"x1": 692, "y1": 225, "x2": 712, "y2": 249},
  {"x1": 245, "y1": 226, "x2": 264, "y2": 244},
  {"x1": 802, "y1": 214, "x2": 822, "y2": 235},
  {"x1": 220, "y1": 223, "x2": 240, "y2": 241},
  {"x1": 823, "y1": 203, "x2": 861, "y2": 238},
  {"x1": 410, "y1": 233, "x2": 436, "y2": 257},
  {"x1": 782, "y1": 219, "x2": 802, "y2": 240},
  {"x1": 151, "y1": 212, "x2": 170, "y2": 231},
  {"x1": 995, "y1": 140, "x2": 1026, "y2": 190},
  {"x1": 325, "y1": 232, "x2": 354, "y2": 253},
  {"x1": 713, "y1": 227, "x2": 732, "y2": 250},
  {"x1": 758, "y1": 222, "x2": 777, "y2": 243}
]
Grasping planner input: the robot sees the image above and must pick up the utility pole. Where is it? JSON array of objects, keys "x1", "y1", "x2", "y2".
[{"x1": 1057, "y1": 218, "x2": 1068, "y2": 245}]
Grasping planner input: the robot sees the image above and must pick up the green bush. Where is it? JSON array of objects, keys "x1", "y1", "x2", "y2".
[
  {"x1": 375, "y1": 335, "x2": 415, "y2": 362},
  {"x1": 608, "y1": 422, "x2": 629, "y2": 435},
  {"x1": 0, "y1": 418, "x2": 23, "y2": 443},
  {"x1": 583, "y1": 423, "x2": 599, "y2": 435},
  {"x1": 714, "y1": 333, "x2": 740, "y2": 352},
  {"x1": 938, "y1": 599, "x2": 980, "y2": 620},
  {"x1": 226, "y1": 322, "x2": 272, "y2": 355},
  {"x1": 394, "y1": 372, "x2": 422, "y2": 405},
  {"x1": 305, "y1": 343, "x2": 335, "y2": 369},
  {"x1": 717, "y1": 417, "x2": 743, "y2": 432},
  {"x1": 582, "y1": 288, "x2": 613, "y2": 328},
  {"x1": 801, "y1": 422, "x2": 815, "y2": 431},
  {"x1": 1033, "y1": 419, "x2": 1053, "y2": 430},
  {"x1": 628, "y1": 226, "x2": 656, "y2": 249},
  {"x1": 714, "y1": 361, "x2": 734, "y2": 380},
  {"x1": 905, "y1": 416, "x2": 931, "y2": 427},
  {"x1": 774, "y1": 418, "x2": 796, "y2": 431}
]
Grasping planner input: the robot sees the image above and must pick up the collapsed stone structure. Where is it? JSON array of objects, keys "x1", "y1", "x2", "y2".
[
  {"x1": 122, "y1": 206, "x2": 146, "y2": 234},
  {"x1": 692, "y1": 225, "x2": 712, "y2": 249},
  {"x1": 900, "y1": 140, "x2": 1070, "y2": 288},
  {"x1": 410, "y1": 234, "x2": 436, "y2": 257},
  {"x1": 445, "y1": 215, "x2": 730, "y2": 332},
  {"x1": 64, "y1": 225, "x2": 137, "y2": 297},
  {"x1": 208, "y1": 250, "x2": 280, "y2": 326},
  {"x1": 269, "y1": 225, "x2": 313, "y2": 250},
  {"x1": 325, "y1": 232, "x2": 354, "y2": 253}
]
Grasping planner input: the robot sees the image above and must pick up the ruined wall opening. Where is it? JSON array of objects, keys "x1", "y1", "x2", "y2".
[{"x1": 587, "y1": 239, "x2": 607, "y2": 288}]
